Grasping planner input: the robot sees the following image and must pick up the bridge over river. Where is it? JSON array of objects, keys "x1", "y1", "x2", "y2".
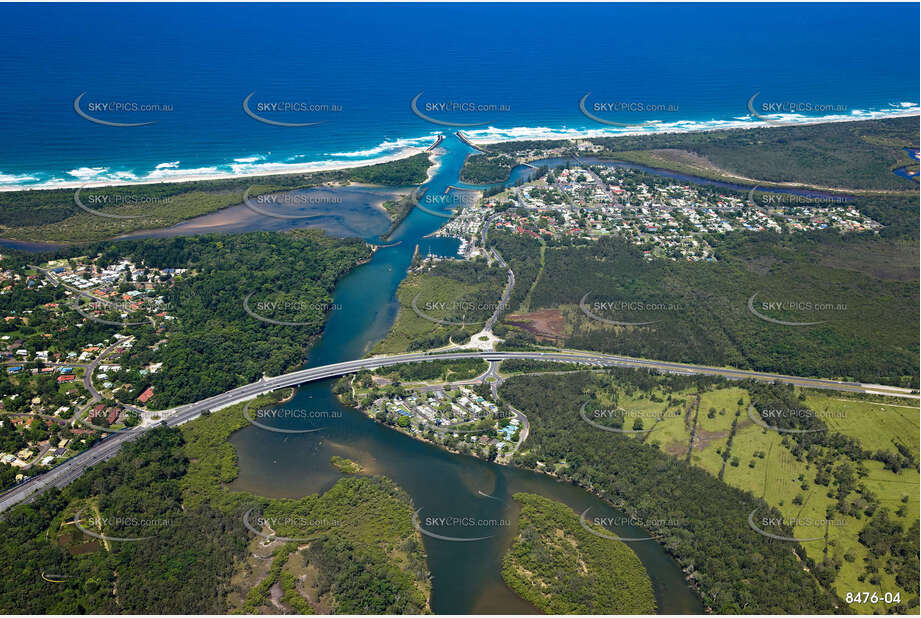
[{"x1": 1, "y1": 347, "x2": 914, "y2": 514}]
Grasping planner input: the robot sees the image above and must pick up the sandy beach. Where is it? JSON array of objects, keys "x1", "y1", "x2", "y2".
[
  {"x1": 1, "y1": 109, "x2": 917, "y2": 193},
  {"x1": 468, "y1": 108, "x2": 921, "y2": 147},
  {"x1": 0, "y1": 147, "x2": 432, "y2": 193}
]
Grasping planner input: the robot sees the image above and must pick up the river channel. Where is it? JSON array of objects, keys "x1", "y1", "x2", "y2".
[{"x1": 226, "y1": 134, "x2": 703, "y2": 614}]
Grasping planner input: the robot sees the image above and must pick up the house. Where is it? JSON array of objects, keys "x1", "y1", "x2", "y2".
[
  {"x1": 106, "y1": 408, "x2": 120, "y2": 425},
  {"x1": 57, "y1": 375, "x2": 75, "y2": 383},
  {"x1": 137, "y1": 387, "x2": 154, "y2": 404}
]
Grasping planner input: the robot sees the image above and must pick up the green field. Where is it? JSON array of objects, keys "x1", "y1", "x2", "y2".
[
  {"x1": 373, "y1": 259, "x2": 506, "y2": 354},
  {"x1": 638, "y1": 384, "x2": 919, "y2": 614},
  {"x1": 803, "y1": 392, "x2": 920, "y2": 459}
]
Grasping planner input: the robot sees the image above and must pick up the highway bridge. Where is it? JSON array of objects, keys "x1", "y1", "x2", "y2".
[{"x1": 1, "y1": 348, "x2": 916, "y2": 514}]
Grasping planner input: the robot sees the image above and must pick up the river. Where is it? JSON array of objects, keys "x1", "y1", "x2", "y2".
[{"x1": 226, "y1": 134, "x2": 703, "y2": 614}]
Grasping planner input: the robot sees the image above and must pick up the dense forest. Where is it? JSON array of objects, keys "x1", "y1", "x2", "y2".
[
  {"x1": 493, "y1": 231, "x2": 918, "y2": 387},
  {"x1": 0, "y1": 429, "x2": 248, "y2": 613},
  {"x1": 0, "y1": 394, "x2": 431, "y2": 613},
  {"x1": 489, "y1": 229, "x2": 543, "y2": 315},
  {"x1": 459, "y1": 153, "x2": 517, "y2": 184},
  {"x1": 128, "y1": 230, "x2": 369, "y2": 408},
  {"x1": 499, "y1": 371, "x2": 844, "y2": 613},
  {"x1": 502, "y1": 492, "x2": 655, "y2": 614}
]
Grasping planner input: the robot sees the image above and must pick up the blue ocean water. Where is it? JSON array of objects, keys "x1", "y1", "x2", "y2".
[{"x1": 0, "y1": 2, "x2": 917, "y2": 188}]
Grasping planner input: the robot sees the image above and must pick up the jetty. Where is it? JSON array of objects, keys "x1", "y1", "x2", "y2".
[
  {"x1": 426, "y1": 134, "x2": 445, "y2": 151},
  {"x1": 455, "y1": 131, "x2": 487, "y2": 153}
]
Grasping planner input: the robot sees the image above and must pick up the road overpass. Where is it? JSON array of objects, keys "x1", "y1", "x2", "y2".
[{"x1": 1, "y1": 348, "x2": 916, "y2": 514}]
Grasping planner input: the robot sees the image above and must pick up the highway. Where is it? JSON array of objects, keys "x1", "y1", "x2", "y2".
[{"x1": 1, "y1": 348, "x2": 916, "y2": 514}]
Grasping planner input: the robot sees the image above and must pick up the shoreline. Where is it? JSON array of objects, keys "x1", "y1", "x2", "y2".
[
  {"x1": 1, "y1": 110, "x2": 917, "y2": 194},
  {"x1": 468, "y1": 108, "x2": 921, "y2": 147},
  {"x1": 0, "y1": 147, "x2": 432, "y2": 193}
]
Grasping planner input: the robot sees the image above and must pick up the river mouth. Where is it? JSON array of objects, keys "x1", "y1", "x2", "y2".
[{"x1": 225, "y1": 134, "x2": 703, "y2": 614}]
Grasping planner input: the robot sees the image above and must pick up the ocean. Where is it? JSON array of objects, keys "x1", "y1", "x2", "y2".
[{"x1": 0, "y1": 2, "x2": 917, "y2": 189}]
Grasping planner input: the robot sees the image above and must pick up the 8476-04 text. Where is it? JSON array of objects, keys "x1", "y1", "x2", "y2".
[{"x1": 844, "y1": 592, "x2": 901, "y2": 604}]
